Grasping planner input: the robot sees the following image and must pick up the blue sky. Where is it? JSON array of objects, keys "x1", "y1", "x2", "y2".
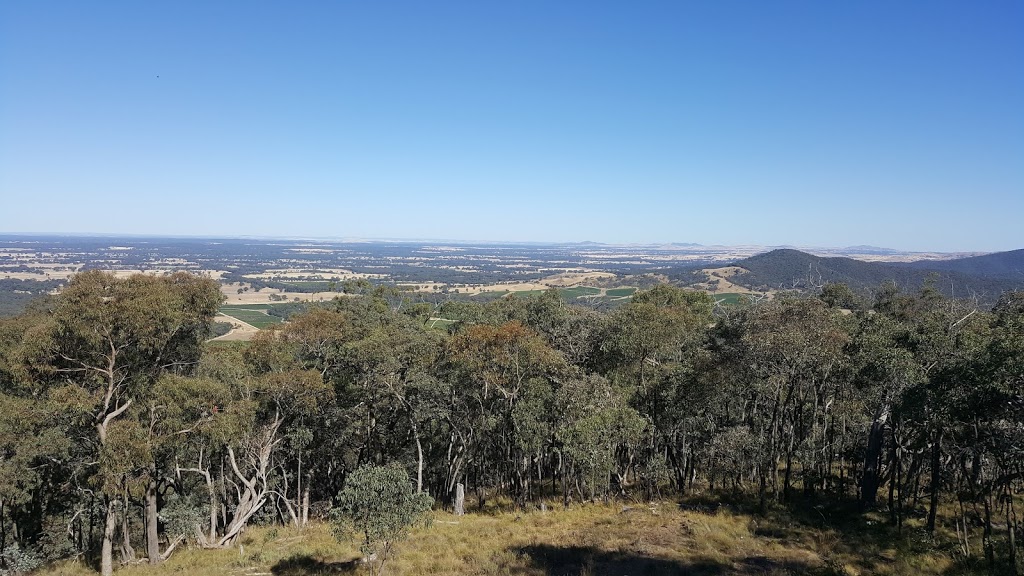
[{"x1": 1, "y1": 2, "x2": 1021, "y2": 251}]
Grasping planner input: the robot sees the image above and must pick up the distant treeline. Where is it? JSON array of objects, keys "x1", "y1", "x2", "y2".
[{"x1": 0, "y1": 278, "x2": 62, "y2": 318}]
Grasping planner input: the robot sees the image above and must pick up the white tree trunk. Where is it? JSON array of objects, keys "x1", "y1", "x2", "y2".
[{"x1": 101, "y1": 500, "x2": 117, "y2": 576}]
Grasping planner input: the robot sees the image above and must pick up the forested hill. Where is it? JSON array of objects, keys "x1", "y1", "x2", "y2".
[
  {"x1": 899, "y1": 247, "x2": 1024, "y2": 279},
  {"x1": 729, "y1": 248, "x2": 1023, "y2": 301}
]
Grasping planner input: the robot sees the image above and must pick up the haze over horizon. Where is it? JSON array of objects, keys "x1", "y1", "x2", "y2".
[{"x1": 2, "y1": 2, "x2": 1021, "y2": 252}]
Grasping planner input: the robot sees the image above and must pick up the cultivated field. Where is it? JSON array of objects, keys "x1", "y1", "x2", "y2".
[{"x1": 218, "y1": 305, "x2": 285, "y2": 329}]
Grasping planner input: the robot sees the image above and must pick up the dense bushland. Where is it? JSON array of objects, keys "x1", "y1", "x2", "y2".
[{"x1": 1, "y1": 271, "x2": 1022, "y2": 574}]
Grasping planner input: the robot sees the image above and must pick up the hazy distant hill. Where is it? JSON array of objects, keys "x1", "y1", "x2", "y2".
[
  {"x1": 900, "y1": 248, "x2": 1024, "y2": 279},
  {"x1": 728, "y1": 249, "x2": 1023, "y2": 303}
]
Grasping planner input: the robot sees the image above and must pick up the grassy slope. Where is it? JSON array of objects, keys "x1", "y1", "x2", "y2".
[{"x1": 42, "y1": 499, "x2": 960, "y2": 576}]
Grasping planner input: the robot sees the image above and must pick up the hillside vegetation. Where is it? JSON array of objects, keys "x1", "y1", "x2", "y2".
[
  {"x1": 901, "y1": 248, "x2": 1024, "y2": 279},
  {"x1": 729, "y1": 249, "x2": 1023, "y2": 302},
  {"x1": 1, "y1": 271, "x2": 1023, "y2": 575}
]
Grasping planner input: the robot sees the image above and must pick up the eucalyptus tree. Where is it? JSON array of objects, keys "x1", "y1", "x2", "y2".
[
  {"x1": 346, "y1": 320, "x2": 446, "y2": 495},
  {"x1": 240, "y1": 330, "x2": 333, "y2": 533},
  {"x1": 555, "y1": 374, "x2": 644, "y2": 503},
  {"x1": 713, "y1": 295, "x2": 851, "y2": 506},
  {"x1": 446, "y1": 320, "x2": 566, "y2": 508},
  {"x1": 146, "y1": 374, "x2": 230, "y2": 555},
  {"x1": 598, "y1": 286, "x2": 714, "y2": 490},
  {"x1": 15, "y1": 271, "x2": 221, "y2": 575}
]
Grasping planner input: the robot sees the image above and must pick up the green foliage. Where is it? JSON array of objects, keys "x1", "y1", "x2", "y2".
[
  {"x1": 0, "y1": 543, "x2": 42, "y2": 576},
  {"x1": 332, "y1": 464, "x2": 432, "y2": 573},
  {"x1": 209, "y1": 321, "x2": 233, "y2": 337},
  {"x1": 5, "y1": 270, "x2": 1024, "y2": 575},
  {"x1": 556, "y1": 375, "x2": 644, "y2": 499}
]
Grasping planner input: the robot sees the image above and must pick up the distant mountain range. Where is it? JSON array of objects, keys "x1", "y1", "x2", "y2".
[{"x1": 727, "y1": 248, "x2": 1024, "y2": 304}]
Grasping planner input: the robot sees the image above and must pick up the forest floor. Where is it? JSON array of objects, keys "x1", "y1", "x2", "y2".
[{"x1": 39, "y1": 494, "x2": 975, "y2": 576}]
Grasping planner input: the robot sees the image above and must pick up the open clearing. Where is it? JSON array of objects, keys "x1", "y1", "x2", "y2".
[{"x1": 40, "y1": 498, "x2": 956, "y2": 576}]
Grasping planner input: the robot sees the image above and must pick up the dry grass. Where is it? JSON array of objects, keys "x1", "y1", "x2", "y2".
[{"x1": 38, "y1": 498, "x2": 967, "y2": 576}]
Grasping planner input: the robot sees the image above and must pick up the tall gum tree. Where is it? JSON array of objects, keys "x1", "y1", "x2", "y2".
[{"x1": 20, "y1": 271, "x2": 220, "y2": 575}]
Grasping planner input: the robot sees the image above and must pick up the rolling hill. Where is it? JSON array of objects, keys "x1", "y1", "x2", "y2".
[
  {"x1": 900, "y1": 248, "x2": 1024, "y2": 279},
  {"x1": 726, "y1": 249, "x2": 1023, "y2": 304}
]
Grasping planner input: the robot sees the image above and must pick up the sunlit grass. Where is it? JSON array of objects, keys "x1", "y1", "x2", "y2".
[{"x1": 39, "y1": 499, "x2": 964, "y2": 575}]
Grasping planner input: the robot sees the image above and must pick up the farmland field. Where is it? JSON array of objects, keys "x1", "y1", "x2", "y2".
[
  {"x1": 605, "y1": 287, "x2": 637, "y2": 297},
  {"x1": 426, "y1": 317, "x2": 458, "y2": 330},
  {"x1": 559, "y1": 286, "x2": 602, "y2": 299},
  {"x1": 504, "y1": 286, "x2": 605, "y2": 300},
  {"x1": 276, "y1": 280, "x2": 336, "y2": 290},
  {"x1": 505, "y1": 289, "x2": 547, "y2": 298},
  {"x1": 218, "y1": 306, "x2": 284, "y2": 328},
  {"x1": 220, "y1": 303, "x2": 278, "y2": 310},
  {"x1": 709, "y1": 292, "x2": 748, "y2": 305}
]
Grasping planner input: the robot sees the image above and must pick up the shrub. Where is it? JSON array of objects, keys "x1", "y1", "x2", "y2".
[{"x1": 332, "y1": 463, "x2": 433, "y2": 575}]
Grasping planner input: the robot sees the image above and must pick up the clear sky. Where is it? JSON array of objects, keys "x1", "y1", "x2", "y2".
[{"x1": 1, "y1": 2, "x2": 1021, "y2": 251}]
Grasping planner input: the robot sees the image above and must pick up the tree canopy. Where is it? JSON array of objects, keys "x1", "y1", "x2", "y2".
[{"x1": 1, "y1": 273, "x2": 1023, "y2": 574}]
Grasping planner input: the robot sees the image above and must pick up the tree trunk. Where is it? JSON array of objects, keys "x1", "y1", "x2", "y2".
[
  {"x1": 209, "y1": 484, "x2": 218, "y2": 543},
  {"x1": 216, "y1": 429, "x2": 277, "y2": 547},
  {"x1": 177, "y1": 456, "x2": 218, "y2": 544},
  {"x1": 1008, "y1": 487, "x2": 1019, "y2": 576},
  {"x1": 414, "y1": 423, "x2": 424, "y2": 494},
  {"x1": 101, "y1": 500, "x2": 117, "y2": 576},
  {"x1": 454, "y1": 483, "x2": 465, "y2": 516},
  {"x1": 146, "y1": 474, "x2": 161, "y2": 564},
  {"x1": 301, "y1": 477, "x2": 310, "y2": 527},
  {"x1": 0, "y1": 498, "x2": 5, "y2": 560},
  {"x1": 926, "y1": 431, "x2": 942, "y2": 533},
  {"x1": 120, "y1": 496, "x2": 136, "y2": 564},
  {"x1": 984, "y1": 495, "x2": 995, "y2": 571},
  {"x1": 861, "y1": 403, "x2": 889, "y2": 505}
]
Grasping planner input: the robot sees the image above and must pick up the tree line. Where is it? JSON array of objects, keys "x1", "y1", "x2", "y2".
[{"x1": 0, "y1": 271, "x2": 1022, "y2": 574}]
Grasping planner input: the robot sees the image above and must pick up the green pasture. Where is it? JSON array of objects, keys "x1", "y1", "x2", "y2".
[
  {"x1": 503, "y1": 286, "x2": 606, "y2": 301},
  {"x1": 505, "y1": 289, "x2": 547, "y2": 298},
  {"x1": 218, "y1": 306, "x2": 283, "y2": 328},
  {"x1": 709, "y1": 292, "x2": 748, "y2": 305},
  {"x1": 605, "y1": 287, "x2": 637, "y2": 298},
  {"x1": 560, "y1": 286, "x2": 602, "y2": 299},
  {"x1": 426, "y1": 317, "x2": 458, "y2": 331}
]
